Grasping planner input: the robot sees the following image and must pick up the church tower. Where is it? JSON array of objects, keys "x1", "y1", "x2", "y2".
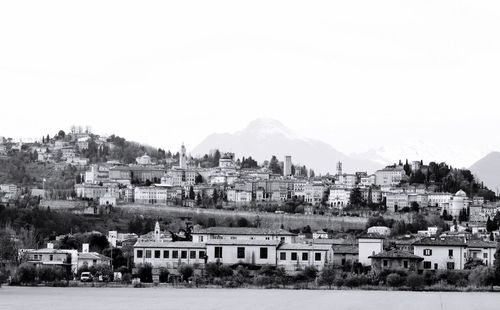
[
  {"x1": 154, "y1": 221, "x2": 161, "y2": 242},
  {"x1": 337, "y1": 161, "x2": 343, "y2": 176},
  {"x1": 179, "y1": 143, "x2": 187, "y2": 169}
]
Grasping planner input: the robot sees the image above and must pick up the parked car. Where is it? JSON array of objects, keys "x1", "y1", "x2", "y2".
[{"x1": 80, "y1": 272, "x2": 93, "y2": 282}]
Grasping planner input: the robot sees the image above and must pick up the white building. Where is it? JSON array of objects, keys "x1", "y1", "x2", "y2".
[
  {"x1": 375, "y1": 165, "x2": 406, "y2": 186},
  {"x1": 328, "y1": 188, "x2": 350, "y2": 209},
  {"x1": 367, "y1": 226, "x2": 391, "y2": 236},
  {"x1": 358, "y1": 236, "x2": 384, "y2": 266},
  {"x1": 276, "y1": 243, "x2": 333, "y2": 272}
]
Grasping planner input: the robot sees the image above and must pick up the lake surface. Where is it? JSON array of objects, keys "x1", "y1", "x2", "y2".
[{"x1": 1, "y1": 287, "x2": 500, "y2": 310}]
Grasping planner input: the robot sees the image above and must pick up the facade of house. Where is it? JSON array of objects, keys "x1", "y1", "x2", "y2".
[
  {"x1": 276, "y1": 243, "x2": 333, "y2": 272},
  {"x1": 206, "y1": 239, "x2": 279, "y2": 265},
  {"x1": 369, "y1": 250, "x2": 423, "y2": 273},
  {"x1": 332, "y1": 246, "x2": 359, "y2": 266},
  {"x1": 358, "y1": 236, "x2": 384, "y2": 266}
]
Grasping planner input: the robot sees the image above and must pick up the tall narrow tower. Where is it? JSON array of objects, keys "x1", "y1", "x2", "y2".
[
  {"x1": 179, "y1": 143, "x2": 187, "y2": 169},
  {"x1": 284, "y1": 155, "x2": 292, "y2": 177},
  {"x1": 154, "y1": 221, "x2": 161, "y2": 242},
  {"x1": 337, "y1": 161, "x2": 343, "y2": 176}
]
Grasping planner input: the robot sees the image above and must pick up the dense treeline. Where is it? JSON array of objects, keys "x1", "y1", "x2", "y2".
[{"x1": 403, "y1": 160, "x2": 496, "y2": 200}]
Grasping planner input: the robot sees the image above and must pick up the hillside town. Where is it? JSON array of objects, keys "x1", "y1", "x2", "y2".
[{"x1": 1, "y1": 127, "x2": 500, "y2": 289}]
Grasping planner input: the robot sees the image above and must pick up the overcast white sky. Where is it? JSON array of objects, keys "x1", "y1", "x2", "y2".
[{"x1": 1, "y1": 1, "x2": 499, "y2": 157}]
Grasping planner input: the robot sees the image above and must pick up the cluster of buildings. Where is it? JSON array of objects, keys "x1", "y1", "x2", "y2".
[
  {"x1": 133, "y1": 222, "x2": 498, "y2": 276},
  {"x1": 19, "y1": 242, "x2": 111, "y2": 274}
]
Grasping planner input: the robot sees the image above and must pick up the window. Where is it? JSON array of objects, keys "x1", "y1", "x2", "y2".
[
  {"x1": 434, "y1": 263, "x2": 438, "y2": 270},
  {"x1": 146, "y1": 250, "x2": 151, "y2": 258},
  {"x1": 215, "y1": 247, "x2": 223, "y2": 259},
  {"x1": 280, "y1": 237, "x2": 285, "y2": 242},
  {"x1": 265, "y1": 237, "x2": 270, "y2": 240},
  {"x1": 154, "y1": 250, "x2": 161, "y2": 259},
  {"x1": 423, "y1": 261, "x2": 431, "y2": 269},
  {"x1": 260, "y1": 247, "x2": 268, "y2": 259},
  {"x1": 302, "y1": 252, "x2": 308, "y2": 261},
  {"x1": 280, "y1": 252, "x2": 286, "y2": 260},
  {"x1": 49, "y1": 255, "x2": 53, "y2": 261},
  {"x1": 291, "y1": 252, "x2": 297, "y2": 261},
  {"x1": 447, "y1": 262, "x2": 455, "y2": 270},
  {"x1": 190, "y1": 251, "x2": 196, "y2": 259},
  {"x1": 172, "y1": 250, "x2": 178, "y2": 259},
  {"x1": 315, "y1": 253, "x2": 321, "y2": 261},
  {"x1": 199, "y1": 236, "x2": 204, "y2": 242},
  {"x1": 484, "y1": 253, "x2": 488, "y2": 259},
  {"x1": 199, "y1": 251, "x2": 206, "y2": 259},
  {"x1": 181, "y1": 251, "x2": 187, "y2": 259},
  {"x1": 448, "y1": 249, "x2": 453, "y2": 257},
  {"x1": 137, "y1": 250, "x2": 143, "y2": 258},
  {"x1": 423, "y1": 249, "x2": 432, "y2": 256},
  {"x1": 230, "y1": 236, "x2": 237, "y2": 240},
  {"x1": 163, "y1": 250, "x2": 169, "y2": 259},
  {"x1": 383, "y1": 260, "x2": 388, "y2": 267},
  {"x1": 403, "y1": 260, "x2": 409, "y2": 268},
  {"x1": 237, "y1": 247, "x2": 245, "y2": 259}
]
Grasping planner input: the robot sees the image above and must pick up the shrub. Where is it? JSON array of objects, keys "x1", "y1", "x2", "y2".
[
  {"x1": 253, "y1": 275, "x2": 273, "y2": 287},
  {"x1": 319, "y1": 265, "x2": 337, "y2": 288},
  {"x1": 135, "y1": 263, "x2": 152, "y2": 283},
  {"x1": 159, "y1": 268, "x2": 169, "y2": 283},
  {"x1": 468, "y1": 266, "x2": 495, "y2": 287},
  {"x1": 122, "y1": 273, "x2": 132, "y2": 284},
  {"x1": 406, "y1": 274, "x2": 424, "y2": 290},
  {"x1": 37, "y1": 266, "x2": 66, "y2": 282},
  {"x1": 178, "y1": 264, "x2": 194, "y2": 282},
  {"x1": 386, "y1": 273, "x2": 404, "y2": 288},
  {"x1": 16, "y1": 263, "x2": 37, "y2": 285}
]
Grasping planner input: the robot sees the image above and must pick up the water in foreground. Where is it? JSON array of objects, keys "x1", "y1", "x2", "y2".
[{"x1": 1, "y1": 286, "x2": 500, "y2": 310}]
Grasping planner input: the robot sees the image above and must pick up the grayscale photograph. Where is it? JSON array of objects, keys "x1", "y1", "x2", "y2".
[{"x1": 1, "y1": 1, "x2": 500, "y2": 309}]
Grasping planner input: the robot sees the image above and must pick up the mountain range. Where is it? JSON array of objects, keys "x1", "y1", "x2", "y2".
[
  {"x1": 470, "y1": 152, "x2": 500, "y2": 193},
  {"x1": 191, "y1": 118, "x2": 382, "y2": 174},
  {"x1": 191, "y1": 118, "x2": 500, "y2": 193}
]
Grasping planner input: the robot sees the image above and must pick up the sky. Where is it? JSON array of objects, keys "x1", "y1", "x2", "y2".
[{"x1": 1, "y1": 1, "x2": 500, "y2": 161}]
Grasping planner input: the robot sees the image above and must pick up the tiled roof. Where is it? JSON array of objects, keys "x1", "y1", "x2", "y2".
[
  {"x1": 332, "y1": 246, "x2": 359, "y2": 255},
  {"x1": 466, "y1": 240, "x2": 497, "y2": 248},
  {"x1": 206, "y1": 240, "x2": 281, "y2": 246},
  {"x1": 193, "y1": 227, "x2": 296, "y2": 236},
  {"x1": 413, "y1": 237, "x2": 466, "y2": 247},
  {"x1": 278, "y1": 243, "x2": 332, "y2": 251},
  {"x1": 134, "y1": 241, "x2": 206, "y2": 248},
  {"x1": 369, "y1": 250, "x2": 423, "y2": 260},
  {"x1": 78, "y1": 252, "x2": 112, "y2": 261}
]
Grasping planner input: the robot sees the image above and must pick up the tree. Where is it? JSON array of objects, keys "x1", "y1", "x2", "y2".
[
  {"x1": 406, "y1": 274, "x2": 424, "y2": 290},
  {"x1": 349, "y1": 188, "x2": 364, "y2": 207},
  {"x1": 318, "y1": 264, "x2": 336, "y2": 289},
  {"x1": 386, "y1": 273, "x2": 404, "y2": 287},
  {"x1": 16, "y1": 263, "x2": 37, "y2": 285},
  {"x1": 57, "y1": 130, "x2": 66, "y2": 140},
  {"x1": 178, "y1": 264, "x2": 194, "y2": 282},
  {"x1": 268, "y1": 156, "x2": 282, "y2": 175},
  {"x1": 487, "y1": 216, "x2": 498, "y2": 232},
  {"x1": 189, "y1": 186, "x2": 195, "y2": 200},
  {"x1": 195, "y1": 174, "x2": 203, "y2": 184},
  {"x1": 136, "y1": 263, "x2": 152, "y2": 283},
  {"x1": 196, "y1": 192, "x2": 202, "y2": 206}
]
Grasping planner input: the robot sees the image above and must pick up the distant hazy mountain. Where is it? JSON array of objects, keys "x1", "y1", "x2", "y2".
[
  {"x1": 191, "y1": 118, "x2": 382, "y2": 174},
  {"x1": 470, "y1": 152, "x2": 500, "y2": 193},
  {"x1": 352, "y1": 140, "x2": 489, "y2": 169}
]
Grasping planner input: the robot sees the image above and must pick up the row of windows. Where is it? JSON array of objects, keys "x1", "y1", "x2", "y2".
[
  {"x1": 279, "y1": 252, "x2": 322, "y2": 261},
  {"x1": 423, "y1": 261, "x2": 455, "y2": 270},
  {"x1": 215, "y1": 247, "x2": 269, "y2": 259},
  {"x1": 423, "y1": 249, "x2": 489, "y2": 259},
  {"x1": 137, "y1": 249, "x2": 205, "y2": 260}
]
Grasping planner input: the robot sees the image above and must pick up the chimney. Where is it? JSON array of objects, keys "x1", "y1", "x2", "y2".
[
  {"x1": 47, "y1": 242, "x2": 54, "y2": 249},
  {"x1": 82, "y1": 243, "x2": 89, "y2": 253}
]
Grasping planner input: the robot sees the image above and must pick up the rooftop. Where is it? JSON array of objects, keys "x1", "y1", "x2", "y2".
[
  {"x1": 369, "y1": 250, "x2": 423, "y2": 260},
  {"x1": 413, "y1": 237, "x2": 466, "y2": 247},
  {"x1": 332, "y1": 245, "x2": 359, "y2": 255},
  {"x1": 193, "y1": 227, "x2": 297, "y2": 236},
  {"x1": 134, "y1": 241, "x2": 206, "y2": 248},
  {"x1": 278, "y1": 243, "x2": 332, "y2": 251},
  {"x1": 206, "y1": 240, "x2": 281, "y2": 246}
]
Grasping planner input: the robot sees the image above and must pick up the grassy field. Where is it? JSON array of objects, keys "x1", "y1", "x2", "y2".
[{"x1": 116, "y1": 204, "x2": 368, "y2": 231}]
